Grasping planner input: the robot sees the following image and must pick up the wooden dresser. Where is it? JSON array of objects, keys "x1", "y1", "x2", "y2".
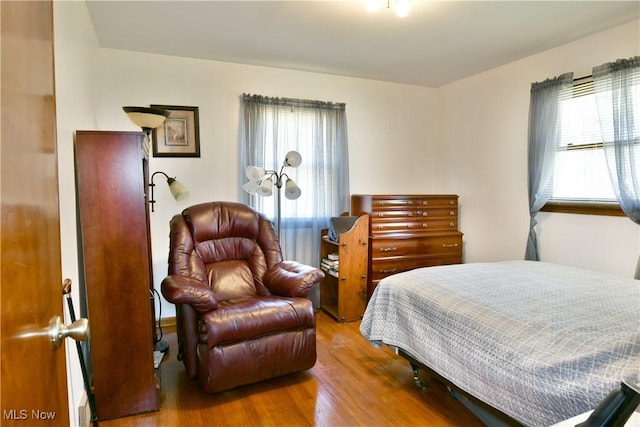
[{"x1": 351, "y1": 194, "x2": 463, "y2": 300}]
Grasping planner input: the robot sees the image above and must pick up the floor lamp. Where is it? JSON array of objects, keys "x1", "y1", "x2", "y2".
[
  {"x1": 242, "y1": 151, "x2": 302, "y2": 239},
  {"x1": 123, "y1": 106, "x2": 190, "y2": 356},
  {"x1": 146, "y1": 171, "x2": 189, "y2": 354},
  {"x1": 122, "y1": 106, "x2": 170, "y2": 159}
]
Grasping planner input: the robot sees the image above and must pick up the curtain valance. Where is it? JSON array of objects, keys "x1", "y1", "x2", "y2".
[{"x1": 242, "y1": 93, "x2": 346, "y2": 111}]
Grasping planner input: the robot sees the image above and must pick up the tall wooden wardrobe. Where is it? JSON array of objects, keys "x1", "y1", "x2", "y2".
[{"x1": 74, "y1": 130, "x2": 160, "y2": 420}]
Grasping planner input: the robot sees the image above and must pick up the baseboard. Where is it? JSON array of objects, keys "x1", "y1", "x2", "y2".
[
  {"x1": 158, "y1": 316, "x2": 177, "y2": 333},
  {"x1": 77, "y1": 391, "x2": 90, "y2": 427}
]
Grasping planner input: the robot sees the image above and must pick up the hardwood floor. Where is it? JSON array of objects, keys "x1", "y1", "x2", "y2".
[{"x1": 99, "y1": 311, "x2": 485, "y2": 427}]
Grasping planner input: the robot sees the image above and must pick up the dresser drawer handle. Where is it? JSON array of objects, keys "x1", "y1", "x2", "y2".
[
  {"x1": 380, "y1": 269, "x2": 397, "y2": 274},
  {"x1": 421, "y1": 212, "x2": 428, "y2": 216},
  {"x1": 449, "y1": 211, "x2": 455, "y2": 216},
  {"x1": 377, "y1": 213, "x2": 384, "y2": 217},
  {"x1": 422, "y1": 223, "x2": 428, "y2": 228},
  {"x1": 450, "y1": 222, "x2": 455, "y2": 227},
  {"x1": 379, "y1": 247, "x2": 397, "y2": 252},
  {"x1": 442, "y1": 243, "x2": 459, "y2": 248},
  {"x1": 422, "y1": 201, "x2": 428, "y2": 205},
  {"x1": 449, "y1": 200, "x2": 455, "y2": 205}
]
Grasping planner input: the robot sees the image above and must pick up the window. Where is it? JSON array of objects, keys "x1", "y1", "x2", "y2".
[
  {"x1": 251, "y1": 106, "x2": 339, "y2": 221},
  {"x1": 239, "y1": 94, "x2": 350, "y2": 265},
  {"x1": 544, "y1": 76, "x2": 638, "y2": 216},
  {"x1": 530, "y1": 58, "x2": 640, "y2": 261},
  {"x1": 551, "y1": 77, "x2": 616, "y2": 202}
]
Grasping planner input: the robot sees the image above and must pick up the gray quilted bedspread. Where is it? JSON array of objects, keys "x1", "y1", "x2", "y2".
[{"x1": 360, "y1": 261, "x2": 640, "y2": 426}]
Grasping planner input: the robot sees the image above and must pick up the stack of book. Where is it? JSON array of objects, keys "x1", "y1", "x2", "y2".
[{"x1": 321, "y1": 253, "x2": 339, "y2": 277}]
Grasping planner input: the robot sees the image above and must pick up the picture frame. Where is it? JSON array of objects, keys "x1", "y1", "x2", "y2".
[{"x1": 151, "y1": 105, "x2": 200, "y2": 157}]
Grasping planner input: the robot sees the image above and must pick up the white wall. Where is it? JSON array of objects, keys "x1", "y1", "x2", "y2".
[
  {"x1": 53, "y1": 2, "x2": 639, "y2": 423},
  {"x1": 91, "y1": 49, "x2": 440, "y2": 322},
  {"x1": 53, "y1": 2, "x2": 99, "y2": 425},
  {"x1": 439, "y1": 20, "x2": 640, "y2": 275}
]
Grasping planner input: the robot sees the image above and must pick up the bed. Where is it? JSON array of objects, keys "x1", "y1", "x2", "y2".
[{"x1": 359, "y1": 260, "x2": 640, "y2": 426}]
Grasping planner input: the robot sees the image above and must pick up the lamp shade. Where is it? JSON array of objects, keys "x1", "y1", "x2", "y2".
[
  {"x1": 242, "y1": 181, "x2": 260, "y2": 195},
  {"x1": 256, "y1": 178, "x2": 274, "y2": 197},
  {"x1": 167, "y1": 178, "x2": 190, "y2": 201},
  {"x1": 149, "y1": 170, "x2": 189, "y2": 212},
  {"x1": 284, "y1": 151, "x2": 302, "y2": 168},
  {"x1": 284, "y1": 179, "x2": 302, "y2": 200},
  {"x1": 245, "y1": 166, "x2": 267, "y2": 181},
  {"x1": 123, "y1": 106, "x2": 170, "y2": 131}
]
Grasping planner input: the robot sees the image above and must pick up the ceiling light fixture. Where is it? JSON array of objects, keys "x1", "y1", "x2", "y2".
[{"x1": 365, "y1": 0, "x2": 410, "y2": 17}]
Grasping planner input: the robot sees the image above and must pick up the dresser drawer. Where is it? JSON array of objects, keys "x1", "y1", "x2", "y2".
[
  {"x1": 371, "y1": 232, "x2": 463, "y2": 258},
  {"x1": 370, "y1": 255, "x2": 462, "y2": 282},
  {"x1": 370, "y1": 207, "x2": 458, "y2": 220},
  {"x1": 371, "y1": 218, "x2": 458, "y2": 233},
  {"x1": 351, "y1": 194, "x2": 459, "y2": 216},
  {"x1": 413, "y1": 207, "x2": 458, "y2": 218},
  {"x1": 370, "y1": 195, "x2": 458, "y2": 209}
]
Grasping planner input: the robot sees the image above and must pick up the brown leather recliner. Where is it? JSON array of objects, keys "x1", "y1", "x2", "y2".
[{"x1": 161, "y1": 201, "x2": 325, "y2": 393}]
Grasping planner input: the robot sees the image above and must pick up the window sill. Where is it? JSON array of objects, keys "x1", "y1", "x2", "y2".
[{"x1": 541, "y1": 201, "x2": 625, "y2": 217}]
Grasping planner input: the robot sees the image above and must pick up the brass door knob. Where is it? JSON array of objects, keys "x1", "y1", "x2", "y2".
[{"x1": 49, "y1": 316, "x2": 89, "y2": 348}]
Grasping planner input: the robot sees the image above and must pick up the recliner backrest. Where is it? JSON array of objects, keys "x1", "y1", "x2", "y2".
[{"x1": 171, "y1": 202, "x2": 283, "y2": 301}]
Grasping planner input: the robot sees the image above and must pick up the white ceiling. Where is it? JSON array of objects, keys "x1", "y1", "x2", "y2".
[{"x1": 85, "y1": 0, "x2": 640, "y2": 87}]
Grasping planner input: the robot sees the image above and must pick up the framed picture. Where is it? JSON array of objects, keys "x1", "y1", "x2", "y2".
[{"x1": 151, "y1": 105, "x2": 200, "y2": 157}]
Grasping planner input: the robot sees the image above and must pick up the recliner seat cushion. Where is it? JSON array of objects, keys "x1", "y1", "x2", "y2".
[
  {"x1": 198, "y1": 327, "x2": 316, "y2": 393},
  {"x1": 199, "y1": 296, "x2": 315, "y2": 346}
]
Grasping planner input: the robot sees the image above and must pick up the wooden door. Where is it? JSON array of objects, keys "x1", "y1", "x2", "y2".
[{"x1": 0, "y1": 1, "x2": 71, "y2": 425}]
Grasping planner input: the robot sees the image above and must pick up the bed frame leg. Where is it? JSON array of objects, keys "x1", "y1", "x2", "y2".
[{"x1": 411, "y1": 364, "x2": 428, "y2": 390}]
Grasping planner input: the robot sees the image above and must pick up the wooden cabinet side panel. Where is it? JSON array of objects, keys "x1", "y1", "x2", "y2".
[
  {"x1": 319, "y1": 215, "x2": 369, "y2": 322},
  {"x1": 336, "y1": 215, "x2": 369, "y2": 321},
  {"x1": 75, "y1": 131, "x2": 159, "y2": 420}
]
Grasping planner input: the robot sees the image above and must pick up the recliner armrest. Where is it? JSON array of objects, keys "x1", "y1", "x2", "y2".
[
  {"x1": 161, "y1": 275, "x2": 218, "y2": 313},
  {"x1": 264, "y1": 261, "x2": 325, "y2": 297}
]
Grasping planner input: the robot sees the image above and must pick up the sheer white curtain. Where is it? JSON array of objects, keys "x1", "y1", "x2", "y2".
[
  {"x1": 239, "y1": 94, "x2": 350, "y2": 281},
  {"x1": 593, "y1": 57, "x2": 640, "y2": 278},
  {"x1": 526, "y1": 73, "x2": 574, "y2": 260}
]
